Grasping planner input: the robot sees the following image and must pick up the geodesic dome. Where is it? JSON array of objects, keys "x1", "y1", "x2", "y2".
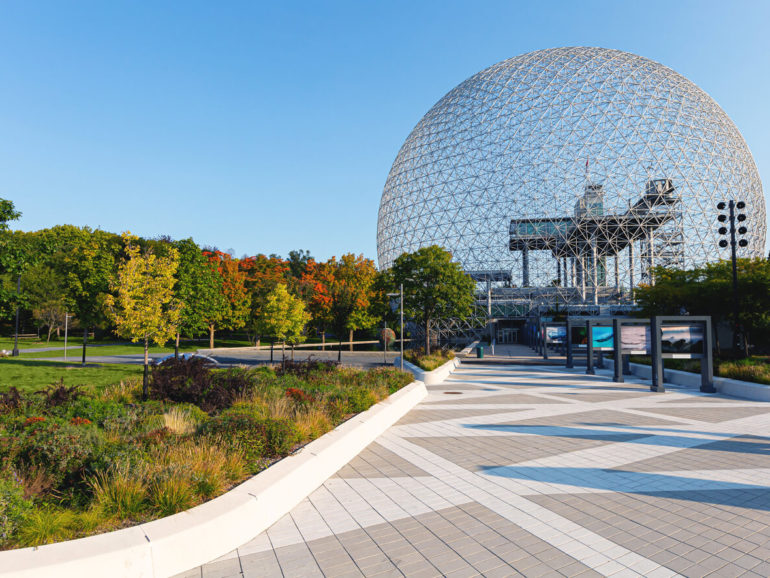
[{"x1": 377, "y1": 47, "x2": 765, "y2": 291}]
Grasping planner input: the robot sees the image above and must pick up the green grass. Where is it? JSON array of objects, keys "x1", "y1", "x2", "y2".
[
  {"x1": 0, "y1": 338, "x2": 82, "y2": 350},
  {"x1": 20, "y1": 344, "x2": 199, "y2": 359},
  {"x1": 0, "y1": 359, "x2": 143, "y2": 393}
]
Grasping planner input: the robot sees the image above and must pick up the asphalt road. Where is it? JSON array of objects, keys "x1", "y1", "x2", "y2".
[{"x1": 38, "y1": 349, "x2": 401, "y2": 370}]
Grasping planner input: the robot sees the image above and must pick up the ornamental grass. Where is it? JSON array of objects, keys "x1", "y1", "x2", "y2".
[{"x1": 0, "y1": 360, "x2": 412, "y2": 549}]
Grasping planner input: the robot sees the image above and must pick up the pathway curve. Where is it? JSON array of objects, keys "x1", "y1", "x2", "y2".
[{"x1": 177, "y1": 363, "x2": 770, "y2": 577}]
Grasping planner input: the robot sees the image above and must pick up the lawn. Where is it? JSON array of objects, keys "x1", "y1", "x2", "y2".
[
  {"x1": 0, "y1": 360, "x2": 143, "y2": 393},
  {"x1": 19, "y1": 344, "x2": 200, "y2": 360}
]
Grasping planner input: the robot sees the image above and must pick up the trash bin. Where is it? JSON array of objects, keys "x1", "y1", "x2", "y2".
[{"x1": 476, "y1": 345, "x2": 484, "y2": 359}]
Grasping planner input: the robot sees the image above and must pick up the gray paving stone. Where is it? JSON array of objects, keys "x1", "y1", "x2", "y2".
[{"x1": 185, "y1": 364, "x2": 770, "y2": 578}]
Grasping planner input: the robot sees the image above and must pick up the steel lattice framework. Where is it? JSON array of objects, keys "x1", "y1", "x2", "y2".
[{"x1": 377, "y1": 47, "x2": 765, "y2": 297}]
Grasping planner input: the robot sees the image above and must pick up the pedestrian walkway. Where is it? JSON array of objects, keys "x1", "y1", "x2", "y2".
[{"x1": 178, "y1": 363, "x2": 770, "y2": 577}]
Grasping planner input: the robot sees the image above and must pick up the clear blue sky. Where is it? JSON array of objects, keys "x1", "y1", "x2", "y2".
[{"x1": 1, "y1": 0, "x2": 768, "y2": 261}]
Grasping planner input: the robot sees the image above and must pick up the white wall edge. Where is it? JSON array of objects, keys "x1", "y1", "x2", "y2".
[
  {"x1": 602, "y1": 358, "x2": 770, "y2": 402},
  {"x1": 0, "y1": 381, "x2": 428, "y2": 578},
  {"x1": 393, "y1": 356, "x2": 461, "y2": 385}
]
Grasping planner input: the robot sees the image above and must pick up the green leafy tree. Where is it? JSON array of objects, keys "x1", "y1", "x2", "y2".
[
  {"x1": 22, "y1": 263, "x2": 68, "y2": 342},
  {"x1": 0, "y1": 199, "x2": 21, "y2": 230},
  {"x1": 635, "y1": 259, "x2": 770, "y2": 354},
  {"x1": 389, "y1": 245, "x2": 475, "y2": 354},
  {"x1": 172, "y1": 239, "x2": 225, "y2": 355},
  {"x1": 203, "y1": 251, "x2": 251, "y2": 348},
  {"x1": 104, "y1": 233, "x2": 181, "y2": 399},
  {"x1": 57, "y1": 228, "x2": 121, "y2": 364},
  {"x1": 255, "y1": 284, "x2": 310, "y2": 360}
]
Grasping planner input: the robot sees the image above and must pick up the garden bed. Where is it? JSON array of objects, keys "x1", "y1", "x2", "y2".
[
  {"x1": 403, "y1": 349, "x2": 456, "y2": 371},
  {"x1": 0, "y1": 359, "x2": 412, "y2": 550}
]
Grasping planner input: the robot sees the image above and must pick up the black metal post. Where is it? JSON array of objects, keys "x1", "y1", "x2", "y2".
[
  {"x1": 11, "y1": 274, "x2": 20, "y2": 356},
  {"x1": 650, "y1": 316, "x2": 665, "y2": 392},
  {"x1": 612, "y1": 318, "x2": 623, "y2": 383},
  {"x1": 566, "y1": 318, "x2": 574, "y2": 368},
  {"x1": 701, "y1": 317, "x2": 716, "y2": 393},
  {"x1": 586, "y1": 321, "x2": 595, "y2": 375},
  {"x1": 729, "y1": 200, "x2": 742, "y2": 354}
]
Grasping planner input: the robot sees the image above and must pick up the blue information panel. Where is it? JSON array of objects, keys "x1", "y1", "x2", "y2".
[{"x1": 591, "y1": 326, "x2": 614, "y2": 350}]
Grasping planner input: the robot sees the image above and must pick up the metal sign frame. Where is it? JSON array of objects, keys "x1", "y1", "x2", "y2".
[{"x1": 650, "y1": 316, "x2": 714, "y2": 393}]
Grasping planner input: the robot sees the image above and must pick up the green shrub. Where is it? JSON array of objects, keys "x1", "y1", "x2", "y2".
[
  {"x1": 347, "y1": 388, "x2": 377, "y2": 413},
  {"x1": 66, "y1": 398, "x2": 130, "y2": 428},
  {"x1": 17, "y1": 418, "x2": 103, "y2": 489},
  {"x1": 201, "y1": 412, "x2": 299, "y2": 466},
  {"x1": 0, "y1": 475, "x2": 33, "y2": 547}
]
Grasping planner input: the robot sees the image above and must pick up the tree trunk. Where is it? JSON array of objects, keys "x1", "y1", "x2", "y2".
[
  {"x1": 175, "y1": 332, "x2": 180, "y2": 359},
  {"x1": 321, "y1": 331, "x2": 325, "y2": 351},
  {"x1": 349, "y1": 329, "x2": 353, "y2": 352},
  {"x1": 81, "y1": 328, "x2": 88, "y2": 366},
  {"x1": 425, "y1": 320, "x2": 431, "y2": 356},
  {"x1": 209, "y1": 325, "x2": 215, "y2": 349},
  {"x1": 142, "y1": 337, "x2": 149, "y2": 401},
  {"x1": 338, "y1": 339, "x2": 342, "y2": 362},
  {"x1": 256, "y1": 337, "x2": 260, "y2": 349},
  {"x1": 270, "y1": 340, "x2": 274, "y2": 362},
  {"x1": 46, "y1": 326, "x2": 53, "y2": 344}
]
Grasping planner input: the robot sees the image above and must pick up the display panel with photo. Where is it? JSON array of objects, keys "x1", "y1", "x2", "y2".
[
  {"x1": 591, "y1": 326, "x2": 614, "y2": 350},
  {"x1": 546, "y1": 326, "x2": 567, "y2": 344},
  {"x1": 620, "y1": 325, "x2": 650, "y2": 354},
  {"x1": 661, "y1": 325, "x2": 704, "y2": 355}
]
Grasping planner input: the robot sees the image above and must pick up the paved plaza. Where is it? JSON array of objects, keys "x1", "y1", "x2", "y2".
[{"x1": 178, "y1": 362, "x2": 770, "y2": 577}]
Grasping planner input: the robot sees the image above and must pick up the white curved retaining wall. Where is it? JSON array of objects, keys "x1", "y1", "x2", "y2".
[
  {"x1": 602, "y1": 359, "x2": 770, "y2": 402},
  {"x1": 394, "y1": 356, "x2": 461, "y2": 386},
  {"x1": 0, "y1": 381, "x2": 428, "y2": 578}
]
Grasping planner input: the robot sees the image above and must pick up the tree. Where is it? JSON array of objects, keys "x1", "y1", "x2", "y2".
[
  {"x1": 0, "y1": 199, "x2": 21, "y2": 230},
  {"x1": 636, "y1": 258, "x2": 770, "y2": 354},
  {"x1": 203, "y1": 251, "x2": 251, "y2": 349},
  {"x1": 301, "y1": 254, "x2": 379, "y2": 360},
  {"x1": 287, "y1": 249, "x2": 313, "y2": 280},
  {"x1": 172, "y1": 239, "x2": 225, "y2": 355},
  {"x1": 55, "y1": 227, "x2": 121, "y2": 364},
  {"x1": 240, "y1": 253, "x2": 289, "y2": 346},
  {"x1": 254, "y1": 284, "x2": 310, "y2": 360},
  {"x1": 22, "y1": 263, "x2": 68, "y2": 343},
  {"x1": 104, "y1": 233, "x2": 181, "y2": 399},
  {"x1": 389, "y1": 245, "x2": 475, "y2": 354}
]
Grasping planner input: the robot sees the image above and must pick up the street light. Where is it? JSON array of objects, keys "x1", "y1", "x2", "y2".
[
  {"x1": 386, "y1": 284, "x2": 404, "y2": 371},
  {"x1": 717, "y1": 200, "x2": 749, "y2": 355}
]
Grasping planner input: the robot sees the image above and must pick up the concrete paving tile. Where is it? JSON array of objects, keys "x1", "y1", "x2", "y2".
[{"x1": 201, "y1": 558, "x2": 242, "y2": 578}]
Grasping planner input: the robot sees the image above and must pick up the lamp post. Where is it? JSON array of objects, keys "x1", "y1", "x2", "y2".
[{"x1": 717, "y1": 200, "x2": 749, "y2": 356}]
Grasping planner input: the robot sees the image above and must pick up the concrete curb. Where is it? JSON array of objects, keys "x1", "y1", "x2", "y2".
[
  {"x1": 0, "y1": 381, "x2": 428, "y2": 578},
  {"x1": 602, "y1": 359, "x2": 770, "y2": 402},
  {"x1": 393, "y1": 356, "x2": 461, "y2": 386}
]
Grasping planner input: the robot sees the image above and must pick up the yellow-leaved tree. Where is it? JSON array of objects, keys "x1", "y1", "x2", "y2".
[{"x1": 104, "y1": 233, "x2": 181, "y2": 399}]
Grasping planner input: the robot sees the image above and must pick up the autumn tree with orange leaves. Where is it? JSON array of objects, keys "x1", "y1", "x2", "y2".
[
  {"x1": 302, "y1": 254, "x2": 378, "y2": 360},
  {"x1": 203, "y1": 250, "x2": 251, "y2": 348},
  {"x1": 240, "y1": 253, "x2": 289, "y2": 346}
]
